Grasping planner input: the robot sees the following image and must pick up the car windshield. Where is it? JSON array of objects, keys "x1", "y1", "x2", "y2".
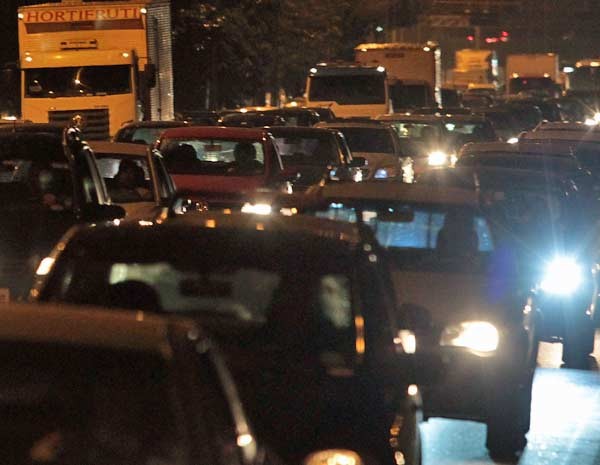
[
  {"x1": 95, "y1": 155, "x2": 153, "y2": 204},
  {"x1": 444, "y1": 121, "x2": 496, "y2": 141},
  {"x1": 272, "y1": 134, "x2": 338, "y2": 165},
  {"x1": 315, "y1": 202, "x2": 494, "y2": 273},
  {"x1": 333, "y1": 127, "x2": 394, "y2": 154},
  {"x1": 25, "y1": 66, "x2": 131, "y2": 98},
  {"x1": 160, "y1": 138, "x2": 266, "y2": 176},
  {"x1": 309, "y1": 74, "x2": 386, "y2": 105},
  {"x1": 0, "y1": 341, "x2": 180, "y2": 465},
  {"x1": 390, "y1": 122, "x2": 442, "y2": 141},
  {"x1": 46, "y1": 230, "x2": 356, "y2": 332}
]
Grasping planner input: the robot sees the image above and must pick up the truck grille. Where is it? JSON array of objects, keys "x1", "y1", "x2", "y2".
[{"x1": 48, "y1": 108, "x2": 109, "y2": 140}]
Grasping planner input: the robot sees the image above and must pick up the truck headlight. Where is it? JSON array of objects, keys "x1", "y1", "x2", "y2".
[
  {"x1": 304, "y1": 450, "x2": 364, "y2": 465},
  {"x1": 427, "y1": 151, "x2": 448, "y2": 166},
  {"x1": 440, "y1": 321, "x2": 499, "y2": 353},
  {"x1": 540, "y1": 256, "x2": 582, "y2": 295}
]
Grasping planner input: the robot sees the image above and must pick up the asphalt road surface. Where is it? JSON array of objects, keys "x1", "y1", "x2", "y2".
[{"x1": 421, "y1": 332, "x2": 600, "y2": 464}]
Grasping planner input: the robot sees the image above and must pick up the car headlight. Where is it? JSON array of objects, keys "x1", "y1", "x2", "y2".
[
  {"x1": 35, "y1": 257, "x2": 55, "y2": 276},
  {"x1": 374, "y1": 168, "x2": 388, "y2": 179},
  {"x1": 507, "y1": 137, "x2": 519, "y2": 144},
  {"x1": 540, "y1": 256, "x2": 582, "y2": 295},
  {"x1": 427, "y1": 151, "x2": 448, "y2": 166},
  {"x1": 241, "y1": 203, "x2": 272, "y2": 215},
  {"x1": 440, "y1": 320, "x2": 499, "y2": 353},
  {"x1": 304, "y1": 450, "x2": 364, "y2": 465}
]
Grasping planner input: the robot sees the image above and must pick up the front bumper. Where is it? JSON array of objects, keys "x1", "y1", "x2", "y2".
[{"x1": 420, "y1": 326, "x2": 533, "y2": 422}]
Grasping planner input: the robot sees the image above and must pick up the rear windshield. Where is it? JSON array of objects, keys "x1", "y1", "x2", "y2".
[
  {"x1": 333, "y1": 127, "x2": 394, "y2": 154},
  {"x1": 160, "y1": 138, "x2": 266, "y2": 176},
  {"x1": 272, "y1": 134, "x2": 338, "y2": 165}
]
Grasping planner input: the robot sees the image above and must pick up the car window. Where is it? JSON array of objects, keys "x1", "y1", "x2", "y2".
[
  {"x1": 333, "y1": 128, "x2": 394, "y2": 154},
  {"x1": 160, "y1": 138, "x2": 265, "y2": 176},
  {"x1": 0, "y1": 342, "x2": 183, "y2": 465},
  {"x1": 272, "y1": 135, "x2": 338, "y2": 165},
  {"x1": 391, "y1": 122, "x2": 441, "y2": 141},
  {"x1": 96, "y1": 156, "x2": 153, "y2": 203}
]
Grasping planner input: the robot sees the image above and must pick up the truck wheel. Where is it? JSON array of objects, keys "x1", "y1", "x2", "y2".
[{"x1": 486, "y1": 380, "x2": 532, "y2": 460}]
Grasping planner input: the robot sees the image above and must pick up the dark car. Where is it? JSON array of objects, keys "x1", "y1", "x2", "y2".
[
  {"x1": 0, "y1": 303, "x2": 272, "y2": 465},
  {"x1": 0, "y1": 123, "x2": 123, "y2": 300},
  {"x1": 418, "y1": 166, "x2": 598, "y2": 366},
  {"x1": 113, "y1": 120, "x2": 189, "y2": 145},
  {"x1": 158, "y1": 126, "x2": 285, "y2": 208},
  {"x1": 219, "y1": 112, "x2": 286, "y2": 128},
  {"x1": 268, "y1": 126, "x2": 364, "y2": 189},
  {"x1": 296, "y1": 182, "x2": 539, "y2": 459},
  {"x1": 32, "y1": 212, "x2": 424, "y2": 465}
]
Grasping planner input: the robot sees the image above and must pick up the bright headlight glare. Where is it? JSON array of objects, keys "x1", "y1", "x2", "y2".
[
  {"x1": 440, "y1": 321, "x2": 499, "y2": 353},
  {"x1": 594, "y1": 112, "x2": 600, "y2": 122},
  {"x1": 374, "y1": 168, "x2": 388, "y2": 179},
  {"x1": 507, "y1": 137, "x2": 519, "y2": 144},
  {"x1": 427, "y1": 151, "x2": 448, "y2": 166},
  {"x1": 585, "y1": 118, "x2": 597, "y2": 126},
  {"x1": 36, "y1": 257, "x2": 55, "y2": 276},
  {"x1": 241, "y1": 203, "x2": 272, "y2": 215},
  {"x1": 303, "y1": 450, "x2": 364, "y2": 465},
  {"x1": 540, "y1": 256, "x2": 582, "y2": 295}
]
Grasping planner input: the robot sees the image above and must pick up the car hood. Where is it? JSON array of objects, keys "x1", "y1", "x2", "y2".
[{"x1": 392, "y1": 270, "x2": 515, "y2": 328}]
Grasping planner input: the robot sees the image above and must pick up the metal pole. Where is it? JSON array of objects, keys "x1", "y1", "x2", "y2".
[{"x1": 153, "y1": 17, "x2": 162, "y2": 120}]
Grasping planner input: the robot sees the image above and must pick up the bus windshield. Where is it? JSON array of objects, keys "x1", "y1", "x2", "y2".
[
  {"x1": 308, "y1": 74, "x2": 386, "y2": 105},
  {"x1": 25, "y1": 65, "x2": 131, "y2": 98}
]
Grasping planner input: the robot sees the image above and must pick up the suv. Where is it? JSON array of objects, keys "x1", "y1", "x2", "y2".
[
  {"x1": 32, "y1": 212, "x2": 425, "y2": 465},
  {"x1": 295, "y1": 181, "x2": 539, "y2": 459}
]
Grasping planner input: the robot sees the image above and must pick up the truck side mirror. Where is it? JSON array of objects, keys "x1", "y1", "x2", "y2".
[{"x1": 144, "y1": 63, "x2": 157, "y2": 89}]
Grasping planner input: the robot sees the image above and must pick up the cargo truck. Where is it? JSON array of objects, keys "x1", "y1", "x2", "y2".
[
  {"x1": 506, "y1": 53, "x2": 560, "y2": 97},
  {"x1": 18, "y1": 0, "x2": 173, "y2": 139},
  {"x1": 449, "y1": 49, "x2": 498, "y2": 90},
  {"x1": 354, "y1": 42, "x2": 442, "y2": 110}
]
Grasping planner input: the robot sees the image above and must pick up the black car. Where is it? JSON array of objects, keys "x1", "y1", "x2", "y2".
[
  {"x1": 0, "y1": 123, "x2": 123, "y2": 300},
  {"x1": 268, "y1": 126, "x2": 364, "y2": 189},
  {"x1": 32, "y1": 212, "x2": 424, "y2": 465},
  {"x1": 0, "y1": 303, "x2": 273, "y2": 465},
  {"x1": 295, "y1": 182, "x2": 539, "y2": 458},
  {"x1": 418, "y1": 166, "x2": 598, "y2": 367}
]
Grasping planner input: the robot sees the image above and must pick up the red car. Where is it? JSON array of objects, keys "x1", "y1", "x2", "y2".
[{"x1": 158, "y1": 126, "x2": 284, "y2": 207}]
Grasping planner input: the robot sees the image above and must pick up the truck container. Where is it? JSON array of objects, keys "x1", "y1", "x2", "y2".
[
  {"x1": 506, "y1": 53, "x2": 560, "y2": 97},
  {"x1": 354, "y1": 42, "x2": 441, "y2": 110},
  {"x1": 18, "y1": 0, "x2": 173, "y2": 139}
]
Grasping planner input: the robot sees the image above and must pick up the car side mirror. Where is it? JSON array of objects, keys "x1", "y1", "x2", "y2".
[
  {"x1": 349, "y1": 156, "x2": 367, "y2": 168},
  {"x1": 79, "y1": 204, "x2": 126, "y2": 222}
]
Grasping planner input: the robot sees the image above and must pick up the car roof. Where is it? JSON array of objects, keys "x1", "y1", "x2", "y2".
[
  {"x1": 420, "y1": 166, "x2": 574, "y2": 187},
  {"x1": 460, "y1": 142, "x2": 517, "y2": 154},
  {"x1": 535, "y1": 122, "x2": 595, "y2": 132},
  {"x1": 89, "y1": 141, "x2": 148, "y2": 157},
  {"x1": 82, "y1": 212, "x2": 364, "y2": 247},
  {"x1": 521, "y1": 130, "x2": 600, "y2": 143},
  {"x1": 0, "y1": 302, "x2": 196, "y2": 355},
  {"x1": 441, "y1": 114, "x2": 488, "y2": 123},
  {"x1": 118, "y1": 120, "x2": 188, "y2": 129},
  {"x1": 316, "y1": 121, "x2": 391, "y2": 129},
  {"x1": 309, "y1": 181, "x2": 479, "y2": 207},
  {"x1": 160, "y1": 126, "x2": 272, "y2": 140},
  {"x1": 267, "y1": 126, "x2": 337, "y2": 137},
  {"x1": 0, "y1": 122, "x2": 64, "y2": 135},
  {"x1": 375, "y1": 114, "x2": 445, "y2": 124}
]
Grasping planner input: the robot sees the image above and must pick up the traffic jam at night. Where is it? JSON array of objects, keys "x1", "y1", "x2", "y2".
[{"x1": 2, "y1": 0, "x2": 600, "y2": 464}]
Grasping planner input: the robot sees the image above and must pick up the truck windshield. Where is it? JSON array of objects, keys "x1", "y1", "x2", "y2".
[
  {"x1": 508, "y1": 77, "x2": 556, "y2": 95},
  {"x1": 25, "y1": 65, "x2": 131, "y2": 98},
  {"x1": 309, "y1": 75, "x2": 386, "y2": 105},
  {"x1": 570, "y1": 66, "x2": 600, "y2": 92}
]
